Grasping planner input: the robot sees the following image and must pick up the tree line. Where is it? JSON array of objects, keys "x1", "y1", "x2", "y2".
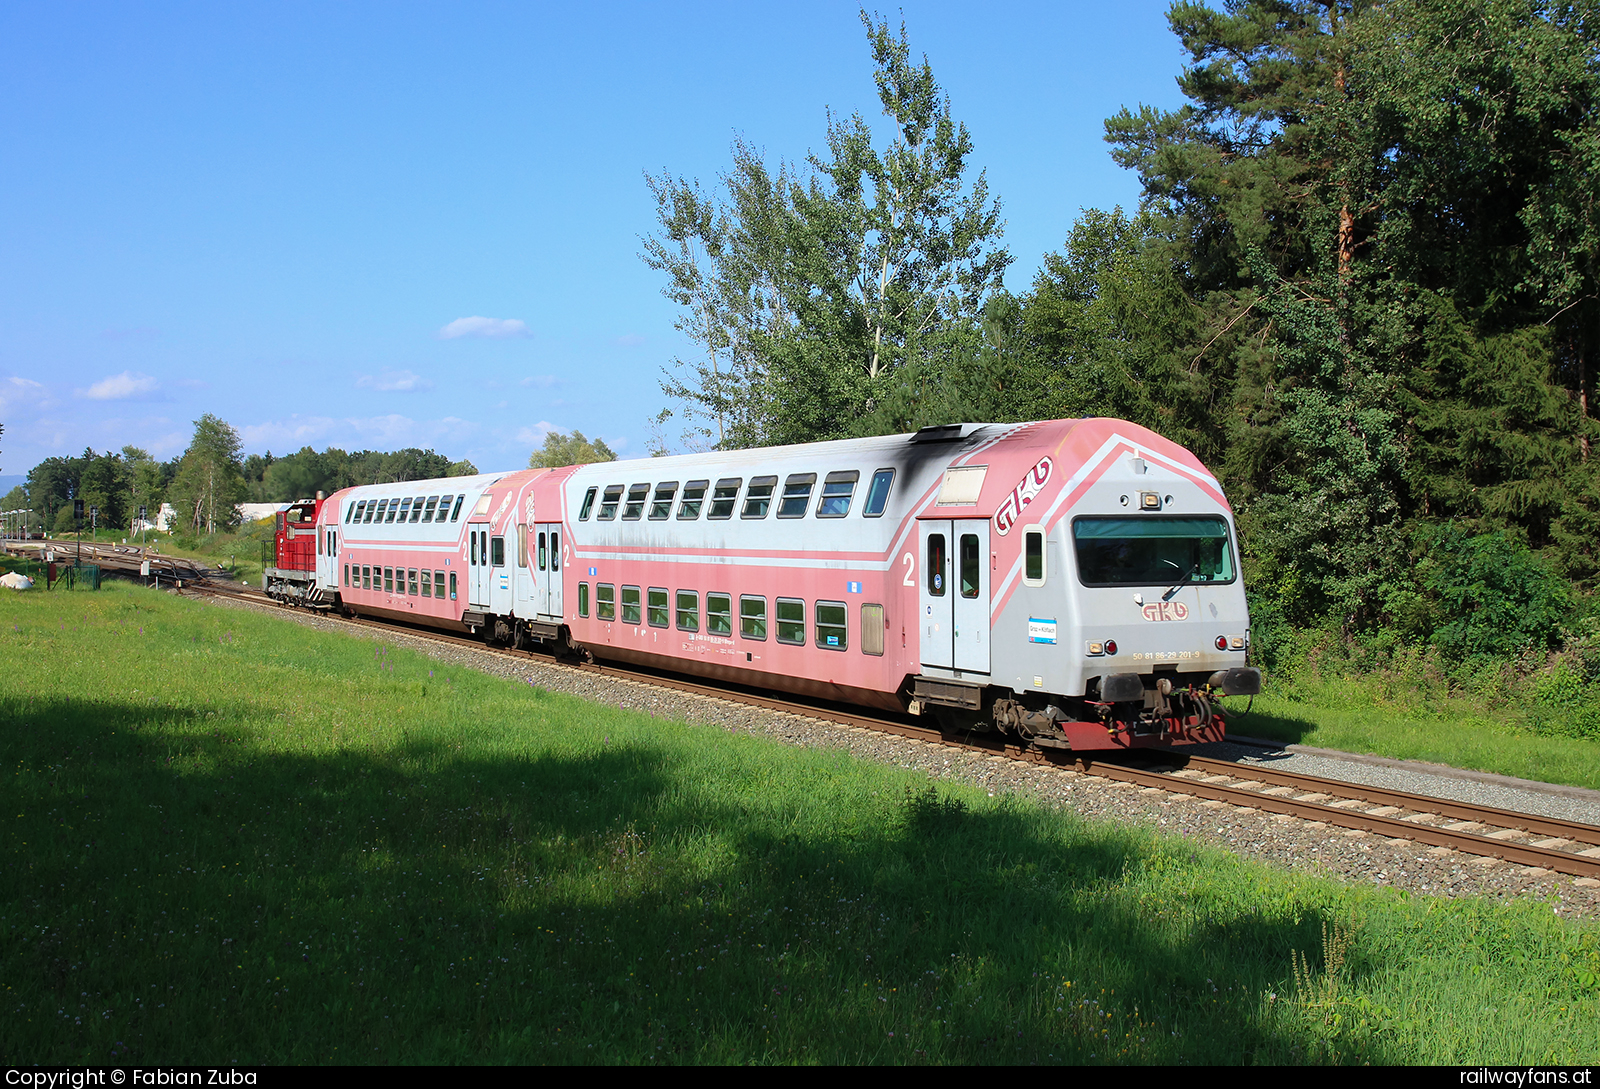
[
  {"x1": 644, "y1": 2, "x2": 1600, "y2": 667},
  {"x1": 4, "y1": 415, "x2": 477, "y2": 538}
]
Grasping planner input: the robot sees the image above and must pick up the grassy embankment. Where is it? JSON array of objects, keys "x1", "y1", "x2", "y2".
[{"x1": 2, "y1": 582, "x2": 1597, "y2": 1064}]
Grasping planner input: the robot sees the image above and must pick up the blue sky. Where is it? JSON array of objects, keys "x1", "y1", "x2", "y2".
[{"x1": 0, "y1": 1, "x2": 1188, "y2": 483}]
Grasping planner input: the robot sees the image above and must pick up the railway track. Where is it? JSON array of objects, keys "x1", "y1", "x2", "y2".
[{"x1": 198, "y1": 580, "x2": 1600, "y2": 882}]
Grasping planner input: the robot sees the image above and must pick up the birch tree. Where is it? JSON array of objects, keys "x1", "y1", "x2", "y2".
[
  {"x1": 642, "y1": 11, "x2": 1010, "y2": 448},
  {"x1": 169, "y1": 415, "x2": 245, "y2": 537}
]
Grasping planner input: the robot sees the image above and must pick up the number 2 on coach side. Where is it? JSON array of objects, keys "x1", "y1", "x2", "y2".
[{"x1": 903, "y1": 552, "x2": 915, "y2": 586}]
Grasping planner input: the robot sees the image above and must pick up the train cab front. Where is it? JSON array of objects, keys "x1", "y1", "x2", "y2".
[
  {"x1": 1063, "y1": 480, "x2": 1259, "y2": 748},
  {"x1": 974, "y1": 433, "x2": 1261, "y2": 753}
]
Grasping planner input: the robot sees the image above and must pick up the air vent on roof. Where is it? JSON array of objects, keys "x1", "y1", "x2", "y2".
[{"x1": 911, "y1": 423, "x2": 967, "y2": 443}]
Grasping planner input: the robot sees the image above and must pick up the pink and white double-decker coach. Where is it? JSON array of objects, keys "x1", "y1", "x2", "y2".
[{"x1": 286, "y1": 418, "x2": 1258, "y2": 751}]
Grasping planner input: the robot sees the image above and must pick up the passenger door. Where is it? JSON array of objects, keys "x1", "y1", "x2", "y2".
[
  {"x1": 468, "y1": 522, "x2": 491, "y2": 609},
  {"x1": 951, "y1": 520, "x2": 991, "y2": 674},
  {"x1": 918, "y1": 521, "x2": 954, "y2": 670},
  {"x1": 318, "y1": 522, "x2": 338, "y2": 591},
  {"x1": 538, "y1": 522, "x2": 563, "y2": 618},
  {"x1": 918, "y1": 519, "x2": 991, "y2": 675}
]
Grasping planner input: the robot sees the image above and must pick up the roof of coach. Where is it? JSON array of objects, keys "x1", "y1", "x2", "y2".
[
  {"x1": 325, "y1": 469, "x2": 537, "y2": 508},
  {"x1": 563, "y1": 423, "x2": 1030, "y2": 486},
  {"x1": 559, "y1": 418, "x2": 1217, "y2": 519}
]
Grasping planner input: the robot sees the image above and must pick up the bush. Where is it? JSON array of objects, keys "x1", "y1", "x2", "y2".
[
  {"x1": 1528, "y1": 660, "x2": 1600, "y2": 740},
  {"x1": 1403, "y1": 526, "x2": 1572, "y2": 664}
]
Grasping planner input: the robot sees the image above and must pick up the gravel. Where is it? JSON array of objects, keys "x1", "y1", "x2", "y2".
[{"x1": 205, "y1": 593, "x2": 1600, "y2": 919}]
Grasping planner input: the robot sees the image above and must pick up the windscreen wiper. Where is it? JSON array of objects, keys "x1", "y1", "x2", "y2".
[{"x1": 1162, "y1": 559, "x2": 1198, "y2": 601}]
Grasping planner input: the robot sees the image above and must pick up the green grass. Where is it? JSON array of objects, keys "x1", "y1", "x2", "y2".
[
  {"x1": 1232, "y1": 675, "x2": 1600, "y2": 791},
  {"x1": 3, "y1": 583, "x2": 1598, "y2": 1064}
]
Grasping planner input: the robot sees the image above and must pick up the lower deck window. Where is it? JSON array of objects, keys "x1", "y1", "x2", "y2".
[
  {"x1": 740, "y1": 595, "x2": 766, "y2": 640},
  {"x1": 676, "y1": 590, "x2": 698, "y2": 631},
  {"x1": 362, "y1": 565, "x2": 371, "y2": 590},
  {"x1": 815, "y1": 601, "x2": 847, "y2": 650},
  {"x1": 776, "y1": 598, "x2": 805, "y2": 645},
  {"x1": 861, "y1": 603, "x2": 884, "y2": 656},
  {"x1": 648, "y1": 587, "x2": 669, "y2": 627},
  {"x1": 384, "y1": 567, "x2": 394, "y2": 594},
  {"x1": 408, "y1": 569, "x2": 419, "y2": 595},
  {"x1": 435, "y1": 571, "x2": 445, "y2": 598},
  {"x1": 422, "y1": 569, "x2": 431, "y2": 597},
  {"x1": 578, "y1": 582, "x2": 590, "y2": 618},
  {"x1": 706, "y1": 593, "x2": 731, "y2": 636},
  {"x1": 597, "y1": 583, "x2": 615, "y2": 620},
  {"x1": 449, "y1": 572, "x2": 457, "y2": 600}
]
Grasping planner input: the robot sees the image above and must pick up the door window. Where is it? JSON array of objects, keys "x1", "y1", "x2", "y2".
[
  {"x1": 960, "y1": 533, "x2": 981, "y2": 598},
  {"x1": 926, "y1": 533, "x2": 947, "y2": 596}
]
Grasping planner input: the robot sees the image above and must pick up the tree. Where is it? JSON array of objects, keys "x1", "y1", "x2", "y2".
[
  {"x1": 78, "y1": 447, "x2": 128, "y2": 530},
  {"x1": 528, "y1": 431, "x2": 617, "y2": 468},
  {"x1": 1089, "y1": 0, "x2": 1600, "y2": 625},
  {"x1": 168, "y1": 415, "x2": 246, "y2": 536},
  {"x1": 643, "y1": 11, "x2": 1011, "y2": 448},
  {"x1": 122, "y1": 446, "x2": 162, "y2": 528}
]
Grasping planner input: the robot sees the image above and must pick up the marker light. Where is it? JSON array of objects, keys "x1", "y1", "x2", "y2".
[
  {"x1": 1104, "y1": 640, "x2": 1118, "y2": 655},
  {"x1": 1215, "y1": 636, "x2": 1229, "y2": 650}
]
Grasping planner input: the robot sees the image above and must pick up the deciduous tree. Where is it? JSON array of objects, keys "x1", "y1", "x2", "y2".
[{"x1": 643, "y1": 11, "x2": 1011, "y2": 448}]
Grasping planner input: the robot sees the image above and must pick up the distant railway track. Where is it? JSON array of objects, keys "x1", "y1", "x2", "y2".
[{"x1": 195, "y1": 578, "x2": 1600, "y2": 881}]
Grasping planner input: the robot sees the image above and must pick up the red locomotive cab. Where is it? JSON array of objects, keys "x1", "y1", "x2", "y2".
[{"x1": 275, "y1": 499, "x2": 321, "y2": 573}]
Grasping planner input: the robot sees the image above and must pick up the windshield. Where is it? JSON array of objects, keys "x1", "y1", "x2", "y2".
[{"x1": 1073, "y1": 516, "x2": 1236, "y2": 586}]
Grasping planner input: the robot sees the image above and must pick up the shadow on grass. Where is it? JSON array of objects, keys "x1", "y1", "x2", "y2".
[
  {"x1": 1222, "y1": 704, "x2": 1324, "y2": 748},
  {"x1": 6, "y1": 693, "x2": 1376, "y2": 1065}
]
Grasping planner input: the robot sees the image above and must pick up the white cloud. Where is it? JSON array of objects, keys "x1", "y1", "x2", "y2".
[
  {"x1": 82, "y1": 371, "x2": 159, "y2": 401},
  {"x1": 0, "y1": 376, "x2": 46, "y2": 412},
  {"x1": 356, "y1": 369, "x2": 433, "y2": 392},
  {"x1": 438, "y1": 316, "x2": 531, "y2": 339},
  {"x1": 519, "y1": 374, "x2": 561, "y2": 388},
  {"x1": 515, "y1": 421, "x2": 559, "y2": 446}
]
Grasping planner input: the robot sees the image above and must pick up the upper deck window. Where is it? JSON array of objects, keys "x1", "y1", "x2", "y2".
[
  {"x1": 677, "y1": 480, "x2": 709, "y2": 520},
  {"x1": 863, "y1": 469, "x2": 895, "y2": 517},
  {"x1": 422, "y1": 496, "x2": 439, "y2": 522},
  {"x1": 410, "y1": 497, "x2": 425, "y2": 523},
  {"x1": 385, "y1": 499, "x2": 400, "y2": 524},
  {"x1": 450, "y1": 494, "x2": 465, "y2": 522},
  {"x1": 578, "y1": 486, "x2": 598, "y2": 521},
  {"x1": 708, "y1": 478, "x2": 741, "y2": 520},
  {"x1": 1072, "y1": 517, "x2": 1236, "y2": 587},
  {"x1": 598, "y1": 485, "x2": 623, "y2": 521},
  {"x1": 816, "y1": 471, "x2": 858, "y2": 517},
  {"x1": 622, "y1": 483, "x2": 649, "y2": 520},
  {"x1": 777, "y1": 474, "x2": 815, "y2": 518},
  {"x1": 742, "y1": 476, "x2": 777, "y2": 519},
  {"x1": 649, "y1": 482, "x2": 678, "y2": 520}
]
